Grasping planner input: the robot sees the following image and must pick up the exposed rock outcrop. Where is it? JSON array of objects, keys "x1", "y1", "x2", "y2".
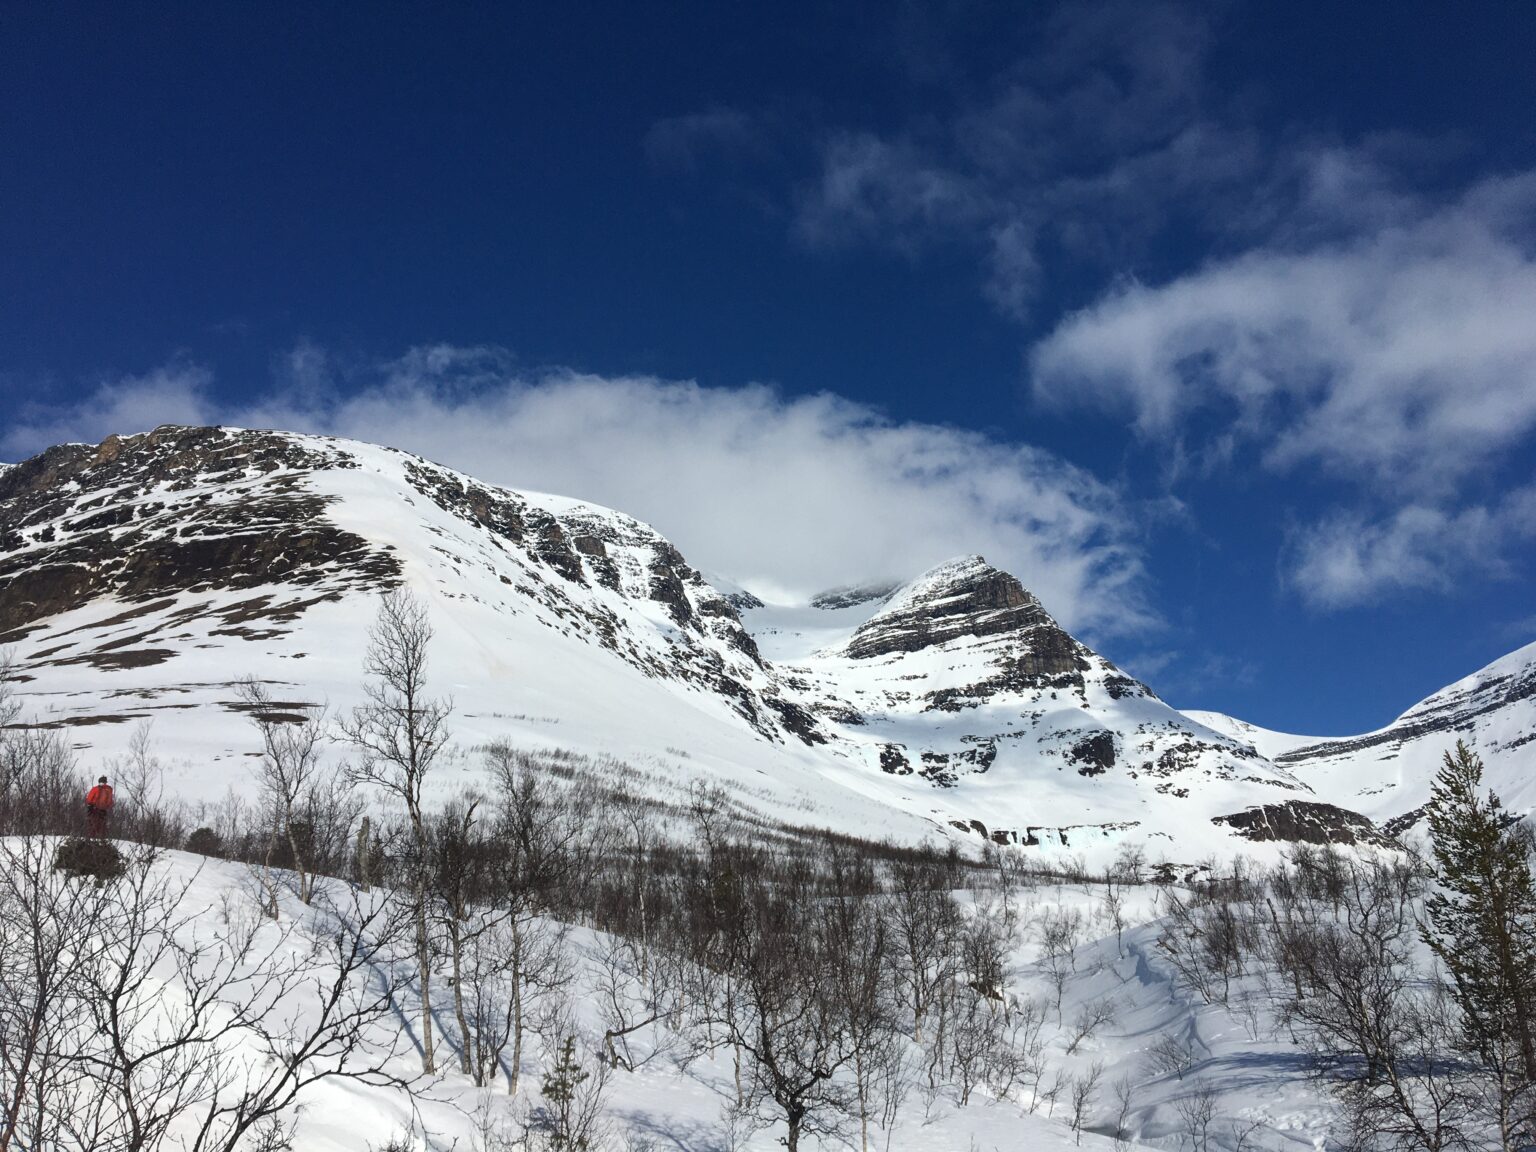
[
  {"x1": 0, "y1": 426, "x2": 398, "y2": 643},
  {"x1": 1066, "y1": 731, "x2": 1116, "y2": 776},
  {"x1": 845, "y1": 557, "x2": 1083, "y2": 664},
  {"x1": 1212, "y1": 800, "x2": 1392, "y2": 847},
  {"x1": 810, "y1": 582, "x2": 899, "y2": 611}
]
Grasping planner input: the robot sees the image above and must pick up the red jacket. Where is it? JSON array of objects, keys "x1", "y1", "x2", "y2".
[{"x1": 86, "y1": 784, "x2": 114, "y2": 811}]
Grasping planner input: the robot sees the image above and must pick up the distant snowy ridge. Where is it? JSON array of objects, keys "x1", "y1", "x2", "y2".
[{"x1": 1188, "y1": 638, "x2": 1536, "y2": 834}]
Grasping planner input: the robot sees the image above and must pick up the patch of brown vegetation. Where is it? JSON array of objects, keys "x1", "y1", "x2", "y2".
[
  {"x1": 62, "y1": 648, "x2": 178, "y2": 670},
  {"x1": 4, "y1": 712, "x2": 148, "y2": 729}
]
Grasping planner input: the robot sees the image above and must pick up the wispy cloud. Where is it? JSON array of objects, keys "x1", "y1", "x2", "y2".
[
  {"x1": 1032, "y1": 174, "x2": 1536, "y2": 495},
  {"x1": 0, "y1": 360, "x2": 215, "y2": 456},
  {"x1": 641, "y1": 3, "x2": 1232, "y2": 321},
  {"x1": 644, "y1": 107, "x2": 767, "y2": 174},
  {"x1": 1031, "y1": 172, "x2": 1536, "y2": 606},
  {"x1": 785, "y1": 0, "x2": 1229, "y2": 316},
  {"x1": 793, "y1": 132, "x2": 991, "y2": 251},
  {"x1": 1502, "y1": 614, "x2": 1536, "y2": 645},
  {"x1": 1127, "y1": 649, "x2": 1261, "y2": 704},
  {"x1": 1, "y1": 348, "x2": 1157, "y2": 640},
  {"x1": 1284, "y1": 492, "x2": 1536, "y2": 609}
]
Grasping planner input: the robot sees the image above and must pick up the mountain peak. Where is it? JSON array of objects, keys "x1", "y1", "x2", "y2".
[
  {"x1": 843, "y1": 555, "x2": 1055, "y2": 659},
  {"x1": 883, "y1": 554, "x2": 1024, "y2": 607}
]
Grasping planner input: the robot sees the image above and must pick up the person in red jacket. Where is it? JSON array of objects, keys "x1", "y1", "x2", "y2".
[{"x1": 85, "y1": 776, "x2": 114, "y2": 838}]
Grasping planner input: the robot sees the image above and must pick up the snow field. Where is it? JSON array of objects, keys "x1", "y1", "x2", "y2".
[{"x1": 0, "y1": 840, "x2": 1344, "y2": 1152}]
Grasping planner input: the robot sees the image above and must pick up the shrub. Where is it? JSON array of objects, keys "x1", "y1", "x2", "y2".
[
  {"x1": 52, "y1": 837, "x2": 127, "y2": 882},
  {"x1": 185, "y1": 826, "x2": 224, "y2": 858}
]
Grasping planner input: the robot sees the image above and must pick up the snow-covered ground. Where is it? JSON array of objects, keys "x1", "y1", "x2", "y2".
[{"x1": 1, "y1": 840, "x2": 1345, "y2": 1152}]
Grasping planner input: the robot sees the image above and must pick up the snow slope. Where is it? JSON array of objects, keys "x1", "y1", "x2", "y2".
[
  {"x1": 0, "y1": 428, "x2": 937, "y2": 843},
  {"x1": 1176, "y1": 712, "x2": 1320, "y2": 763}
]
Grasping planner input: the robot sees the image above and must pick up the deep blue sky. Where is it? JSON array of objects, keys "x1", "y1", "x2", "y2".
[{"x1": 4, "y1": 1, "x2": 1535, "y2": 734}]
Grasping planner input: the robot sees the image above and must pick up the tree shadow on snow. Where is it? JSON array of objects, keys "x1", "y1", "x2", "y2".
[{"x1": 613, "y1": 1106, "x2": 730, "y2": 1152}]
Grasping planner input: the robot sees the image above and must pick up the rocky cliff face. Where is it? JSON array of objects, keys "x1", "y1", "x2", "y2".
[
  {"x1": 844, "y1": 557, "x2": 1090, "y2": 677},
  {"x1": 841, "y1": 557, "x2": 1155, "y2": 704},
  {"x1": 0, "y1": 428, "x2": 400, "y2": 645},
  {"x1": 0, "y1": 426, "x2": 816, "y2": 752}
]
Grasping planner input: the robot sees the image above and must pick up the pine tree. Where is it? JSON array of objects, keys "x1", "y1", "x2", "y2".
[
  {"x1": 1422, "y1": 741, "x2": 1536, "y2": 1092},
  {"x1": 537, "y1": 1035, "x2": 592, "y2": 1151}
]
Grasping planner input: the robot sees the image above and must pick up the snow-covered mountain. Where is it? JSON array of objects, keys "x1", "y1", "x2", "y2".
[
  {"x1": 741, "y1": 556, "x2": 1325, "y2": 853},
  {"x1": 3, "y1": 425, "x2": 1528, "y2": 860},
  {"x1": 0, "y1": 425, "x2": 915, "y2": 834},
  {"x1": 1185, "y1": 638, "x2": 1536, "y2": 837}
]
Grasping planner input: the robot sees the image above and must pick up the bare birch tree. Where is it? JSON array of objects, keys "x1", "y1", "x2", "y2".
[
  {"x1": 237, "y1": 679, "x2": 330, "y2": 909},
  {"x1": 338, "y1": 588, "x2": 452, "y2": 1075}
]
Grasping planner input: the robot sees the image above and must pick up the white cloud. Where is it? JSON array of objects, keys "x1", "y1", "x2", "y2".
[
  {"x1": 1285, "y1": 491, "x2": 1536, "y2": 609},
  {"x1": 1031, "y1": 176, "x2": 1536, "y2": 496},
  {"x1": 1, "y1": 350, "x2": 1155, "y2": 639},
  {"x1": 1029, "y1": 173, "x2": 1536, "y2": 605},
  {"x1": 0, "y1": 361, "x2": 216, "y2": 459}
]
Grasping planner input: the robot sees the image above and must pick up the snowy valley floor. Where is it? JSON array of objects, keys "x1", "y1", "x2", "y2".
[{"x1": 0, "y1": 841, "x2": 1346, "y2": 1152}]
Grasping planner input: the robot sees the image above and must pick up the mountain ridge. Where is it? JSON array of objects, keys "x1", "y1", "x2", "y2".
[
  {"x1": 1183, "y1": 637, "x2": 1536, "y2": 834},
  {"x1": 2, "y1": 424, "x2": 1531, "y2": 859}
]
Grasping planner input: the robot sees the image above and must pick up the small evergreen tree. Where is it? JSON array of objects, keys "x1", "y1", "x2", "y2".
[
  {"x1": 1422, "y1": 741, "x2": 1536, "y2": 1133},
  {"x1": 537, "y1": 1035, "x2": 593, "y2": 1151},
  {"x1": 184, "y1": 826, "x2": 223, "y2": 858}
]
